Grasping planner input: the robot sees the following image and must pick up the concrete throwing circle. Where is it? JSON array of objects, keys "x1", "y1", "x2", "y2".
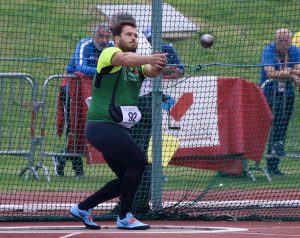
[{"x1": 0, "y1": 225, "x2": 248, "y2": 234}]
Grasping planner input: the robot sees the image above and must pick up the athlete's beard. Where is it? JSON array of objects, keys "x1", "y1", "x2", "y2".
[{"x1": 118, "y1": 39, "x2": 137, "y2": 53}]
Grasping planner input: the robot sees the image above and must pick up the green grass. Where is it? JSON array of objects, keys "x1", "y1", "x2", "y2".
[
  {"x1": 1, "y1": 0, "x2": 300, "y2": 195},
  {"x1": 1, "y1": 0, "x2": 300, "y2": 81},
  {"x1": 0, "y1": 157, "x2": 116, "y2": 192},
  {"x1": 1, "y1": 155, "x2": 299, "y2": 193}
]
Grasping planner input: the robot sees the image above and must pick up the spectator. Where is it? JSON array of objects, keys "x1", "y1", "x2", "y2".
[
  {"x1": 53, "y1": 23, "x2": 111, "y2": 178},
  {"x1": 260, "y1": 28, "x2": 300, "y2": 176},
  {"x1": 69, "y1": 21, "x2": 167, "y2": 230},
  {"x1": 143, "y1": 26, "x2": 184, "y2": 79}
]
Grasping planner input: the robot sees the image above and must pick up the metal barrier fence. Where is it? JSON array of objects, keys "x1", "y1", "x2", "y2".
[
  {"x1": 39, "y1": 74, "x2": 79, "y2": 182},
  {"x1": 0, "y1": 73, "x2": 39, "y2": 180},
  {"x1": 0, "y1": 73, "x2": 85, "y2": 183}
]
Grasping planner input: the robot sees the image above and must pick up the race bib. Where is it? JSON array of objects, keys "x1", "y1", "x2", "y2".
[{"x1": 119, "y1": 106, "x2": 141, "y2": 128}]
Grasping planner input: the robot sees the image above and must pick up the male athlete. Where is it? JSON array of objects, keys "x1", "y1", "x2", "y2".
[{"x1": 70, "y1": 21, "x2": 167, "y2": 230}]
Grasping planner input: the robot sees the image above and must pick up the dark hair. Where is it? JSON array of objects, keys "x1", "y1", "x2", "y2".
[{"x1": 113, "y1": 22, "x2": 137, "y2": 38}]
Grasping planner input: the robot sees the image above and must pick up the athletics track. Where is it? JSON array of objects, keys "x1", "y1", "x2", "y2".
[{"x1": 0, "y1": 220, "x2": 299, "y2": 238}]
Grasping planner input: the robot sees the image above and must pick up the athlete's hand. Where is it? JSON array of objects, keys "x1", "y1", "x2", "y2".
[{"x1": 148, "y1": 53, "x2": 167, "y2": 71}]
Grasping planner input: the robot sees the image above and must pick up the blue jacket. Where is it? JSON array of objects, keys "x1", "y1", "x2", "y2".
[
  {"x1": 260, "y1": 42, "x2": 300, "y2": 97},
  {"x1": 66, "y1": 37, "x2": 112, "y2": 76},
  {"x1": 162, "y1": 43, "x2": 184, "y2": 74}
]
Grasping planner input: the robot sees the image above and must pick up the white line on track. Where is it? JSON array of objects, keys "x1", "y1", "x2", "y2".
[
  {"x1": 0, "y1": 225, "x2": 248, "y2": 234},
  {"x1": 59, "y1": 233, "x2": 83, "y2": 238}
]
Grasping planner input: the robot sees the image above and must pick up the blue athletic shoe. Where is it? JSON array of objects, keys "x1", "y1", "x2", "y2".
[
  {"x1": 116, "y1": 212, "x2": 150, "y2": 230},
  {"x1": 70, "y1": 204, "x2": 100, "y2": 230}
]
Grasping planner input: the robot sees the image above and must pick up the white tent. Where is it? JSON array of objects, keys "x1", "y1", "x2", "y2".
[{"x1": 96, "y1": 3, "x2": 199, "y2": 39}]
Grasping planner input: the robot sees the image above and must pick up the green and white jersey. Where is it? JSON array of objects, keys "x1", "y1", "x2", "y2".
[{"x1": 87, "y1": 47, "x2": 145, "y2": 122}]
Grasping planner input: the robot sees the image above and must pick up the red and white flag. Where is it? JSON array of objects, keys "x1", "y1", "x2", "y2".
[{"x1": 163, "y1": 76, "x2": 272, "y2": 174}]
